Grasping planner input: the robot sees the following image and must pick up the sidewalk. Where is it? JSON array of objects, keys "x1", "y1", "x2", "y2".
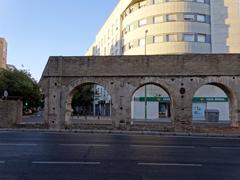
[{"x1": 0, "y1": 128, "x2": 240, "y2": 138}]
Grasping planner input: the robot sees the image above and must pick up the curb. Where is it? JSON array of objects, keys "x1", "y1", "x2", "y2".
[{"x1": 0, "y1": 128, "x2": 240, "y2": 138}]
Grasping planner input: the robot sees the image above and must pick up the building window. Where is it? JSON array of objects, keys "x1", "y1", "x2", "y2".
[
  {"x1": 154, "y1": 35, "x2": 164, "y2": 43},
  {"x1": 139, "y1": 19, "x2": 147, "y2": 27},
  {"x1": 139, "y1": 38, "x2": 146, "y2": 46},
  {"x1": 111, "y1": 25, "x2": 114, "y2": 35},
  {"x1": 183, "y1": 34, "x2": 195, "y2": 42},
  {"x1": 183, "y1": 14, "x2": 195, "y2": 21},
  {"x1": 126, "y1": 26, "x2": 130, "y2": 33},
  {"x1": 167, "y1": 14, "x2": 177, "y2": 22},
  {"x1": 129, "y1": 42, "x2": 134, "y2": 49},
  {"x1": 139, "y1": 1, "x2": 147, "y2": 8},
  {"x1": 167, "y1": 34, "x2": 178, "y2": 42},
  {"x1": 154, "y1": 15, "x2": 164, "y2": 23},
  {"x1": 196, "y1": 14, "x2": 206, "y2": 22},
  {"x1": 154, "y1": 0, "x2": 164, "y2": 4},
  {"x1": 129, "y1": 6, "x2": 134, "y2": 13},
  {"x1": 129, "y1": 24, "x2": 134, "y2": 31},
  {"x1": 196, "y1": 0, "x2": 205, "y2": 3},
  {"x1": 197, "y1": 34, "x2": 206, "y2": 42}
]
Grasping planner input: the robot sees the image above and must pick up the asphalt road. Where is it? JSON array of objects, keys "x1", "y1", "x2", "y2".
[
  {"x1": 0, "y1": 131, "x2": 240, "y2": 180},
  {"x1": 22, "y1": 111, "x2": 44, "y2": 123}
]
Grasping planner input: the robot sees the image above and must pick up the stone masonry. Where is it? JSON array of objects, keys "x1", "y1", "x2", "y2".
[
  {"x1": 39, "y1": 54, "x2": 240, "y2": 132},
  {"x1": 0, "y1": 100, "x2": 22, "y2": 128}
]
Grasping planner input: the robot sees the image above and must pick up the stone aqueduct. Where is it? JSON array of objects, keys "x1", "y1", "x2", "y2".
[{"x1": 39, "y1": 54, "x2": 240, "y2": 132}]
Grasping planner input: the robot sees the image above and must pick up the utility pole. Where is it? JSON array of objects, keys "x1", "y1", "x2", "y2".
[
  {"x1": 144, "y1": 30, "x2": 148, "y2": 55},
  {"x1": 144, "y1": 29, "x2": 148, "y2": 120},
  {"x1": 145, "y1": 85, "x2": 147, "y2": 120},
  {"x1": 93, "y1": 84, "x2": 95, "y2": 116}
]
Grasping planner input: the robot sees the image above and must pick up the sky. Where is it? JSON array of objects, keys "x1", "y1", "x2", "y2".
[{"x1": 0, "y1": 0, "x2": 119, "y2": 81}]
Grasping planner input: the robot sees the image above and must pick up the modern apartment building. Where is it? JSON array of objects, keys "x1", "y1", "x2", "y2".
[
  {"x1": 86, "y1": 0, "x2": 240, "y2": 56},
  {"x1": 85, "y1": 0, "x2": 239, "y2": 121},
  {"x1": 0, "y1": 38, "x2": 7, "y2": 69}
]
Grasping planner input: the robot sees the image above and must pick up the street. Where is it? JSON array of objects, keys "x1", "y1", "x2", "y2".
[{"x1": 0, "y1": 131, "x2": 240, "y2": 180}]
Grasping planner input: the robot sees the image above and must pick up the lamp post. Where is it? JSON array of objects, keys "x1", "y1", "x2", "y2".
[
  {"x1": 144, "y1": 30, "x2": 148, "y2": 120},
  {"x1": 144, "y1": 30, "x2": 148, "y2": 55},
  {"x1": 145, "y1": 85, "x2": 147, "y2": 120},
  {"x1": 93, "y1": 84, "x2": 96, "y2": 116}
]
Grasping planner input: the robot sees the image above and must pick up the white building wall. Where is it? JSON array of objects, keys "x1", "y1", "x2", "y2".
[
  {"x1": 207, "y1": 102, "x2": 229, "y2": 121},
  {"x1": 132, "y1": 85, "x2": 170, "y2": 119},
  {"x1": 132, "y1": 101, "x2": 159, "y2": 119},
  {"x1": 194, "y1": 85, "x2": 227, "y2": 97},
  {"x1": 193, "y1": 85, "x2": 230, "y2": 121},
  {"x1": 86, "y1": 0, "x2": 240, "y2": 56},
  {"x1": 132, "y1": 101, "x2": 145, "y2": 119},
  {"x1": 133, "y1": 84, "x2": 169, "y2": 97},
  {"x1": 147, "y1": 102, "x2": 159, "y2": 119},
  {"x1": 211, "y1": 0, "x2": 240, "y2": 53}
]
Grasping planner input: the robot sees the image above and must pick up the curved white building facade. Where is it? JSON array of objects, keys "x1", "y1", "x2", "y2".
[
  {"x1": 86, "y1": 0, "x2": 240, "y2": 56},
  {"x1": 0, "y1": 38, "x2": 7, "y2": 69}
]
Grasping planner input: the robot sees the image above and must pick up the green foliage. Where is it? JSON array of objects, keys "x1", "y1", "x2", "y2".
[
  {"x1": 71, "y1": 84, "x2": 94, "y2": 108},
  {"x1": 0, "y1": 69, "x2": 42, "y2": 110},
  {"x1": 71, "y1": 84, "x2": 95, "y2": 115}
]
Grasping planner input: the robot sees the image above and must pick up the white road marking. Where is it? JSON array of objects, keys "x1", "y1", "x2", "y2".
[
  {"x1": 60, "y1": 144, "x2": 110, "y2": 147},
  {"x1": 32, "y1": 161, "x2": 100, "y2": 165},
  {"x1": 162, "y1": 135, "x2": 240, "y2": 140},
  {"x1": 0, "y1": 143, "x2": 37, "y2": 146},
  {"x1": 131, "y1": 145, "x2": 195, "y2": 149},
  {"x1": 115, "y1": 133, "x2": 240, "y2": 140},
  {"x1": 211, "y1": 147, "x2": 240, "y2": 150},
  {"x1": 138, "y1": 163, "x2": 202, "y2": 167}
]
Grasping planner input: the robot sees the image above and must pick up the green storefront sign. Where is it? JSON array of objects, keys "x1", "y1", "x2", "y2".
[
  {"x1": 136, "y1": 97, "x2": 170, "y2": 102},
  {"x1": 135, "y1": 97, "x2": 228, "y2": 102},
  {"x1": 192, "y1": 97, "x2": 228, "y2": 103}
]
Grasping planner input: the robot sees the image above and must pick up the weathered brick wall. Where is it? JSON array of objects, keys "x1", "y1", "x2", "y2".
[
  {"x1": 39, "y1": 54, "x2": 240, "y2": 132},
  {"x1": 0, "y1": 100, "x2": 22, "y2": 128},
  {"x1": 41, "y1": 54, "x2": 240, "y2": 77}
]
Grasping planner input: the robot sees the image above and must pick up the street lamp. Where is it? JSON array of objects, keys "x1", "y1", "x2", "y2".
[
  {"x1": 144, "y1": 30, "x2": 148, "y2": 55},
  {"x1": 144, "y1": 30, "x2": 148, "y2": 120},
  {"x1": 145, "y1": 85, "x2": 147, "y2": 120}
]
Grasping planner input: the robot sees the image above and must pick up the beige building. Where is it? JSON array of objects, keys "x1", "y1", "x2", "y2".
[
  {"x1": 0, "y1": 38, "x2": 7, "y2": 69},
  {"x1": 86, "y1": 0, "x2": 240, "y2": 56}
]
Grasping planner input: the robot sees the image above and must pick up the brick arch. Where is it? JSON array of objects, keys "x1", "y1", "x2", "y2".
[
  {"x1": 130, "y1": 81, "x2": 174, "y2": 122},
  {"x1": 130, "y1": 82, "x2": 172, "y2": 99},
  {"x1": 62, "y1": 78, "x2": 113, "y2": 126},
  {"x1": 192, "y1": 80, "x2": 238, "y2": 126},
  {"x1": 39, "y1": 55, "x2": 240, "y2": 130}
]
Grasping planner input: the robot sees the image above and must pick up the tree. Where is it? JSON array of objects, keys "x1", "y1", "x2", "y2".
[
  {"x1": 0, "y1": 69, "x2": 42, "y2": 112},
  {"x1": 71, "y1": 84, "x2": 94, "y2": 115}
]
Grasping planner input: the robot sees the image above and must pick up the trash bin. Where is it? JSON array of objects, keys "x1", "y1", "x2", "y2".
[{"x1": 205, "y1": 109, "x2": 219, "y2": 122}]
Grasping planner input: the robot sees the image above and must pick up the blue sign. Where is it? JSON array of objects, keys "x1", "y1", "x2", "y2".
[{"x1": 192, "y1": 103, "x2": 206, "y2": 120}]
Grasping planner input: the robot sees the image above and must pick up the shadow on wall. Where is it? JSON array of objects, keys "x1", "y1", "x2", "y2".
[
  {"x1": 91, "y1": 39, "x2": 123, "y2": 56},
  {"x1": 211, "y1": 0, "x2": 229, "y2": 53}
]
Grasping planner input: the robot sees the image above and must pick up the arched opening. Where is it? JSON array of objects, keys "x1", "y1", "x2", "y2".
[
  {"x1": 192, "y1": 84, "x2": 231, "y2": 122},
  {"x1": 22, "y1": 89, "x2": 45, "y2": 125},
  {"x1": 131, "y1": 84, "x2": 171, "y2": 121},
  {"x1": 68, "y1": 83, "x2": 112, "y2": 122}
]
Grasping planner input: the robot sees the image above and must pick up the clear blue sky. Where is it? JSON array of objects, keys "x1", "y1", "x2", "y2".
[{"x1": 0, "y1": 0, "x2": 118, "y2": 80}]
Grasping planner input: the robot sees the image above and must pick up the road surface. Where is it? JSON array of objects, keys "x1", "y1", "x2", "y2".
[{"x1": 0, "y1": 131, "x2": 240, "y2": 180}]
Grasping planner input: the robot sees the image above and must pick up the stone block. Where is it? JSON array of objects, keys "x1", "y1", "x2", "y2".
[{"x1": 0, "y1": 100, "x2": 22, "y2": 128}]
